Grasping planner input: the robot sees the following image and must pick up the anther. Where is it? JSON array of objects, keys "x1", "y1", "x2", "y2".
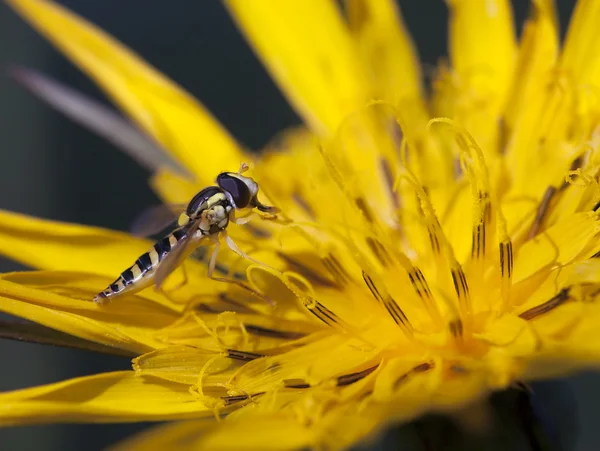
[
  {"x1": 336, "y1": 365, "x2": 379, "y2": 387},
  {"x1": 519, "y1": 288, "x2": 571, "y2": 320},
  {"x1": 527, "y1": 186, "x2": 557, "y2": 239}
]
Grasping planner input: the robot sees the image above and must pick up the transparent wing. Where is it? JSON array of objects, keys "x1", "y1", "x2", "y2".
[
  {"x1": 154, "y1": 224, "x2": 206, "y2": 289},
  {"x1": 10, "y1": 66, "x2": 193, "y2": 179},
  {"x1": 130, "y1": 203, "x2": 186, "y2": 237}
]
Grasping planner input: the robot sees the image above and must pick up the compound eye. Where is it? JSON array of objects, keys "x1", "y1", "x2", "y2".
[{"x1": 217, "y1": 173, "x2": 251, "y2": 208}]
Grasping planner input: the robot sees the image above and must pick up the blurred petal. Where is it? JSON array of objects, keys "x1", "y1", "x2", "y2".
[
  {"x1": 0, "y1": 272, "x2": 179, "y2": 352},
  {"x1": 0, "y1": 209, "x2": 151, "y2": 276},
  {"x1": 512, "y1": 212, "x2": 599, "y2": 284},
  {"x1": 0, "y1": 318, "x2": 136, "y2": 357},
  {"x1": 10, "y1": 67, "x2": 191, "y2": 178},
  {"x1": 0, "y1": 371, "x2": 210, "y2": 425},
  {"x1": 7, "y1": 0, "x2": 245, "y2": 181},
  {"x1": 446, "y1": 0, "x2": 516, "y2": 155},
  {"x1": 345, "y1": 0, "x2": 423, "y2": 105},
  {"x1": 447, "y1": 0, "x2": 516, "y2": 97},
  {"x1": 112, "y1": 415, "x2": 313, "y2": 451},
  {"x1": 560, "y1": 0, "x2": 600, "y2": 89},
  {"x1": 226, "y1": 0, "x2": 372, "y2": 136}
]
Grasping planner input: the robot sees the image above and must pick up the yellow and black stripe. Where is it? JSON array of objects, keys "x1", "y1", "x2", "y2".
[{"x1": 93, "y1": 229, "x2": 187, "y2": 303}]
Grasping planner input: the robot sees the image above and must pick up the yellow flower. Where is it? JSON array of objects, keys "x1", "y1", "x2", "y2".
[{"x1": 2, "y1": 0, "x2": 600, "y2": 449}]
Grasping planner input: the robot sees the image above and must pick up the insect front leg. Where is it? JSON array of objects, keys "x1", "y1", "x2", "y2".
[{"x1": 229, "y1": 211, "x2": 257, "y2": 226}]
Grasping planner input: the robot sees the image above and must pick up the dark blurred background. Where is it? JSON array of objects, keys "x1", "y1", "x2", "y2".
[{"x1": 0, "y1": 1, "x2": 594, "y2": 450}]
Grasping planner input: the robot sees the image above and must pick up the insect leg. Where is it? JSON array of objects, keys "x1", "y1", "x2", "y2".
[
  {"x1": 223, "y1": 231, "x2": 275, "y2": 270},
  {"x1": 230, "y1": 212, "x2": 256, "y2": 226},
  {"x1": 207, "y1": 236, "x2": 221, "y2": 279},
  {"x1": 167, "y1": 261, "x2": 189, "y2": 292}
]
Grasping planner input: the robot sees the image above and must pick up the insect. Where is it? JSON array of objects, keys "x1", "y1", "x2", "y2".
[{"x1": 93, "y1": 164, "x2": 277, "y2": 304}]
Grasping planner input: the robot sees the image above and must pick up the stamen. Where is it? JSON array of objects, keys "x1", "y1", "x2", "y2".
[
  {"x1": 380, "y1": 157, "x2": 401, "y2": 210},
  {"x1": 362, "y1": 271, "x2": 383, "y2": 302},
  {"x1": 284, "y1": 379, "x2": 311, "y2": 389},
  {"x1": 428, "y1": 228, "x2": 441, "y2": 254},
  {"x1": 244, "y1": 223, "x2": 272, "y2": 239},
  {"x1": 393, "y1": 361, "x2": 435, "y2": 390},
  {"x1": 519, "y1": 288, "x2": 571, "y2": 320},
  {"x1": 195, "y1": 303, "x2": 226, "y2": 314},
  {"x1": 527, "y1": 186, "x2": 557, "y2": 239},
  {"x1": 394, "y1": 165, "x2": 471, "y2": 324},
  {"x1": 245, "y1": 324, "x2": 307, "y2": 340},
  {"x1": 450, "y1": 265, "x2": 471, "y2": 316},
  {"x1": 310, "y1": 301, "x2": 340, "y2": 327},
  {"x1": 217, "y1": 293, "x2": 257, "y2": 314},
  {"x1": 277, "y1": 252, "x2": 336, "y2": 287},
  {"x1": 560, "y1": 156, "x2": 585, "y2": 191},
  {"x1": 361, "y1": 271, "x2": 414, "y2": 336},
  {"x1": 336, "y1": 364, "x2": 379, "y2": 387},
  {"x1": 365, "y1": 237, "x2": 392, "y2": 267},
  {"x1": 499, "y1": 239, "x2": 514, "y2": 308},
  {"x1": 292, "y1": 192, "x2": 315, "y2": 218},
  {"x1": 322, "y1": 253, "x2": 352, "y2": 285},
  {"x1": 470, "y1": 192, "x2": 491, "y2": 260},
  {"x1": 498, "y1": 117, "x2": 510, "y2": 154},
  {"x1": 354, "y1": 196, "x2": 375, "y2": 223},
  {"x1": 222, "y1": 391, "x2": 265, "y2": 406},
  {"x1": 408, "y1": 267, "x2": 442, "y2": 324},
  {"x1": 226, "y1": 349, "x2": 265, "y2": 361},
  {"x1": 448, "y1": 319, "x2": 464, "y2": 339},
  {"x1": 383, "y1": 297, "x2": 413, "y2": 331}
]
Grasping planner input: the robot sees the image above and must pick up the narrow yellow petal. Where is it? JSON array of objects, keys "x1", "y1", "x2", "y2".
[
  {"x1": 345, "y1": 0, "x2": 439, "y2": 177},
  {"x1": 560, "y1": 0, "x2": 600, "y2": 90},
  {"x1": 0, "y1": 371, "x2": 209, "y2": 425},
  {"x1": 504, "y1": 0, "x2": 560, "y2": 193},
  {"x1": 447, "y1": 0, "x2": 516, "y2": 97},
  {"x1": 226, "y1": 0, "x2": 371, "y2": 136},
  {"x1": 512, "y1": 212, "x2": 599, "y2": 284},
  {"x1": 112, "y1": 415, "x2": 312, "y2": 451},
  {"x1": 133, "y1": 345, "x2": 235, "y2": 386},
  {"x1": 446, "y1": 0, "x2": 516, "y2": 154},
  {"x1": 504, "y1": 0, "x2": 558, "y2": 132},
  {"x1": 345, "y1": 0, "x2": 423, "y2": 105},
  {"x1": 0, "y1": 209, "x2": 150, "y2": 276},
  {"x1": 7, "y1": 0, "x2": 245, "y2": 180},
  {"x1": 150, "y1": 169, "x2": 200, "y2": 206},
  {"x1": 519, "y1": 303, "x2": 600, "y2": 380},
  {"x1": 0, "y1": 273, "x2": 178, "y2": 352}
]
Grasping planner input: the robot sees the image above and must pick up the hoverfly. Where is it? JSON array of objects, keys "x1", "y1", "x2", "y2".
[{"x1": 93, "y1": 164, "x2": 277, "y2": 304}]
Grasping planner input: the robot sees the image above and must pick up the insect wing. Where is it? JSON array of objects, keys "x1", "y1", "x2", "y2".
[
  {"x1": 153, "y1": 225, "x2": 204, "y2": 289},
  {"x1": 10, "y1": 67, "x2": 193, "y2": 179},
  {"x1": 130, "y1": 203, "x2": 186, "y2": 237}
]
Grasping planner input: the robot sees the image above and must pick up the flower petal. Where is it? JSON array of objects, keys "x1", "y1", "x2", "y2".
[
  {"x1": 7, "y1": 0, "x2": 245, "y2": 180},
  {"x1": 345, "y1": 0, "x2": 423, "y2": 106},
  {"x1": 445, "y1": 0, "x2": 516, "y2": 155},
  {"x1": 512, "y1": 212, "x2": 600, "y2": 284},
  {"x1": 111, "y1": 415, "x2": 313, "y2": 451},
  {"x1": 504, "y1": 0, "x2": 559, "y2": 190},
  {"x1": 225, "y1": 0, "x2": 371, "y2": 136},
  {"x1": 0, "y1": 209, "x2": 151, "y2": 276},
  {"x1": 0, "y1": 272, "x2": 178, "y2": 353},
  {"x1": 560, "y1": 0, "x2": 600, "y2": 91},
  {"x1": 447, "y1": 0, "x2": 516, "y2": 98},
  {"x1": 519, "y1": 302, "x2": 600, "y2": 380},
  {"x1": 0, "y1": 371, "x2": 209, "y2": 425}
]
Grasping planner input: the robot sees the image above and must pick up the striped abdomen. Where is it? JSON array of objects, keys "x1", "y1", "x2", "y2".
[{"x1": 93, "y1": 229, "x2": 187, "y2": 304}]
